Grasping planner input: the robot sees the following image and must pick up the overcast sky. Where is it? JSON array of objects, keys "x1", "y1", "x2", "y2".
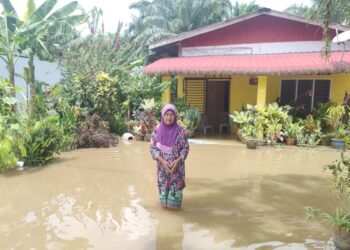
[{"x1": 9, "y1": 0, "x2": 313, "y2": 34}]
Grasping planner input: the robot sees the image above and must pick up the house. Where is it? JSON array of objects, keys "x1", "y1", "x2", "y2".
[{"x1": 144, "y1": 8, "x2": 350, "y2": 131}]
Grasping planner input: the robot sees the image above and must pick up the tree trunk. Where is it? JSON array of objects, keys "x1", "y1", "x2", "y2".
[
  {"x1": 7, "y1": 62, "x2": 15, "y2": 88},
  {"x1": 28, "y1": 52, "x2": 35, "y2": 115}
]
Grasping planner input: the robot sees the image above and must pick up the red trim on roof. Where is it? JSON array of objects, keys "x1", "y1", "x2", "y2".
[{"x1": 144, "y1": 52, "x2": 350, "y2": 76}]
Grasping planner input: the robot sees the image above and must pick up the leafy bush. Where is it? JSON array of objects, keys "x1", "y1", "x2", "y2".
[
  {"x1": 25, "y1": 116, "x2": 65, "y2": 166},
  {"x1": 0, "y1": 80, "x2": 28, "y2": 172},
  {"x1": 74, "y1": 71, "x2": 121, "y2": 120},
  {"x1": 77, "y1": 114, "x2": 117, "y2": 148},
  {"x1": 109, "y1": 113, "x2": 127, "y2": 135},
  {"x1": 231, "y1": 103, "x2": 291, "y2": 141}
]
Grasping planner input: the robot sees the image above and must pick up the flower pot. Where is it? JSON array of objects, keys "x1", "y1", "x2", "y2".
[
  {"x1": 246, "y1": 139, "x2": 258, "y2": 149},
  {"x1": 134, "y1": 135, "x2": 144, "y2": 141},
  {"x1": 320, "y1": 139, "x2": 331, "y2": 146},
  {"x1": 144, "y1": 134, "x2": 152, "y2": 142},
  {"x1": 334, "y1": 228, "x2": 350, "y2": 250},
  {"x1": 286, "y1": 138, "x2": 296, "y2": 146},
  {"x1": 332, "y1": 139, "x2": 345, "y2": 149}
]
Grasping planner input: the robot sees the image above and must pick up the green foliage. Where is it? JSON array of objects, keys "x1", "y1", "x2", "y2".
[
  {"x1": 109, "y1": 113, "x2": 127, "y2": 135},
  {"x1": 306, "y1": 153, "x2": 350, "y2": 230},
  {"x1": 230, "y1": 102, "x2": 291, "y2": 141},
  {"x1": 174, "y1": 96, "x2": 189, "y2": 115},
  {"x1": 0, "y1": 80, "x2": 28, "y2": 172},
  {"x1": 122, "y1": 67, "x2": 167, "y2": 115},
  {"x1": 24, "y1": 116, "x2": 64, "y2": 166},
  {"x1": 312, "y1": 101, "x2": 337, "y2": 133},
  {"x1": 128, "y1": 0, "x2": 255, "y2": 44},
  {"x1": 283, "y1": 117, "x2": 303, "y2": 138},
  {"x1": 0, "y1": 120, "x2": 18, "y2": 171},
  {"x1": 327, "y1": 105, "x2": 347, "y2": 132},
  {"x1": 74, "y1": 71, "x2": 120, "y2": 120},
  {"x1": 306, "y1": 207, "x2": 350, "y2": 230},
  {"x1": 184, "y1": 107, "x2": 201, "y2": 130}
]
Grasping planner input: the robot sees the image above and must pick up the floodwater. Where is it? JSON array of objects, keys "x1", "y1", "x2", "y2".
[{"x1": 0, "y1": 140, "x2": 345, "y2": 249}]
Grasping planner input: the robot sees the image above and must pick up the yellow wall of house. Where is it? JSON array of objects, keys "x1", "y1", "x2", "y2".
[
  {"x1": 230, "y1": 75, "x2": 258, "y2": 112},
  {"x1": 161, "y1": 76, "x2": 171, "y2": 105},
  {"x1": 266, "y1": 74, "x2": 350, "y2": 105},
  {"x1": 177, "y1": 75, "x2": 184, "y2": 98},
  {"x1": 173, "y1": 73, "x2": 350, "y2": 112}
]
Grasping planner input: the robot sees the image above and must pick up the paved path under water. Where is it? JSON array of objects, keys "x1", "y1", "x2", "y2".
[{"x1": 0, "y1": 141, "x2": 345, "y2": 249}]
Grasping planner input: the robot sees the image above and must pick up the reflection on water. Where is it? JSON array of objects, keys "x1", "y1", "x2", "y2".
[
  {"x1": 182, "y1": 223, "x2": 333, "y2": 250},
  {"x1": 0, "y1": 141, "x2": 344, "y2": 249},
  {"x1": 44, "y1": 194, "x2": 156, "y2": 249}
]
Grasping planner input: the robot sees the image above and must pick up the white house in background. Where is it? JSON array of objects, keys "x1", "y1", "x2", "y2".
[{"x1": 0, "y1": 56, "x2": 62, "y2": 103}]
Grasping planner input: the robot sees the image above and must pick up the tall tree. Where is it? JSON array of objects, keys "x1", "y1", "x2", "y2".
[
  {"x1": 0, "y1": 0, "x2": 86, "y2": 113},
  {"x1": 231, "y1": 1, "x2": 260, "y2": 17},
  {"x1": 285, "y1": 0, "x2": 350, "y2": 57},
  {"x1": 128, "y1": 0, "x2": 232, "y2": 44}
]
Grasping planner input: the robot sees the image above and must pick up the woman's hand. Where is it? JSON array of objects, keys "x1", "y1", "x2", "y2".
[
  {"x1": 157, "y1": 156, "x2": 172, "y2": 173},
  {"x1": 170, "y1": 157, "x2": 182, "y2": 173}
]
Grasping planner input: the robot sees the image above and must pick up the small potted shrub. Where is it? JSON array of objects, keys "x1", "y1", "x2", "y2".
[
  {"x1": 327, "y1": 106, "x2": 347, "y2": 149},
  {"x1": 283, "y1": 119, "x2": 302, "y2": 146},
  {"x1": 332, "y1": 126, "x2": 347, "y2": 149},
  {"x1": 132, "y1": 124, "x2": 146, "y2": 141},
  {"x1": 320, "y1": 133, "x2": 333, "y2": 146}
]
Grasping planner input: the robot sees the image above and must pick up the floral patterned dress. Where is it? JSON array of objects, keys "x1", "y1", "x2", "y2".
[{"x1": 150, "y1": 126, "x2": 189, "y2": 208}]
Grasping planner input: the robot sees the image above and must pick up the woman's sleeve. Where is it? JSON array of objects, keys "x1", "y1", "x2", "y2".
[
  {"x1": 179, "y1": 130, "x2": 189, "y2": 162},
  {"x1": 149, "y1": 130, "x2": 160, "y2": 160}
]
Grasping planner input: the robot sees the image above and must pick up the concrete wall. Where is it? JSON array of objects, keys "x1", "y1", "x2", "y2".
[{"x1": 0, "y1": 56, "x2": 62, "y2": 103}]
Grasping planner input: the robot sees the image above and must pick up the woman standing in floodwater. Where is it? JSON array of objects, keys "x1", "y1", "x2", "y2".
[{"x1": 150, "y1": 104, "x2": 189, "y2": 209}]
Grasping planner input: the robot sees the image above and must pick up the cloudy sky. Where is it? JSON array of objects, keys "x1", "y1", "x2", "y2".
[{"x1": 9, "y1": 0, "x2": 313, "y2": 33}]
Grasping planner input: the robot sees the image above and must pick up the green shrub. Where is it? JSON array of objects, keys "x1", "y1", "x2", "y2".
[
  {"x1": 109, "y1": 113, "x2": 127, "y2": 135},
  {"x1": 25, "y1": 117, "x2": 65, "y2": 166}
]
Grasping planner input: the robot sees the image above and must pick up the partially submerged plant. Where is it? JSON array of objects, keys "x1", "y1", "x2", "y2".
[{"x1": 306, "y1": 153, "x2": 350, "y2": 232}]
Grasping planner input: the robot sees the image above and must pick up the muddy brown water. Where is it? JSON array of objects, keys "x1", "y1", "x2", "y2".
[{"x1": 0, "y1": 140, "x2": 346, "y2": 249}]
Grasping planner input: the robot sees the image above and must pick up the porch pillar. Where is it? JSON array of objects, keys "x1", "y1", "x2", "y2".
[
  {"x1": 177, "y1": 75, "x2": 184, "y2": 98},
  {"x1": 256, "y1": 76, "x2": 268, "y2": 105},
  {"x1": 161, "y1": 75, "x2": 171, "y2": 105}
]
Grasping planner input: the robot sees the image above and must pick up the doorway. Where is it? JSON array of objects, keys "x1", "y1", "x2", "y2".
[{"x1": 206, "y1": 81, "x2": 230, "y2": 132}]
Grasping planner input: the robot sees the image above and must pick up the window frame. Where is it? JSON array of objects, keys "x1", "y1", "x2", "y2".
[{"x1": 279, "y1": 78, "x2": 332, "y2": 110}]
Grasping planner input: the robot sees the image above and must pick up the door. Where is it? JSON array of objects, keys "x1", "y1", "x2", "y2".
[{"x1": 206, "y1": 81, "x2": 229, "y2": 131}]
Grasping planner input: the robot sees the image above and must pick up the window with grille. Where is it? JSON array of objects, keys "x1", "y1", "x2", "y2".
[{"x1": 280, "y1": 79, "x2": 330, "y2": 111}]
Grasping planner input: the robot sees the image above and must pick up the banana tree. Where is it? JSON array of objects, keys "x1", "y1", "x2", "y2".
[{"x1": 0, "y1": 0, "x2": 86, "y2": 113}]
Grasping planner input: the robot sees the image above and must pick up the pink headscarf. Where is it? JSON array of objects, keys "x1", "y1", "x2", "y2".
[{"x1": 157, "y1": 104, "x2": 179, "y2": 148}]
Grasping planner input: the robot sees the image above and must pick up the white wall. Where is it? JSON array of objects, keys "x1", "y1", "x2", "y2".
[
  {"x1": 0, "y1": 56, "x2": 62, "y2": 103},
  {"x1": 181, "y1": 41, "x2": 350, "y2": 56}
]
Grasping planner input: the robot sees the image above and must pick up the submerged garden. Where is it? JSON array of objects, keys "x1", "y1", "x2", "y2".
[{"x1": 2, "y1": 0, "x2": 350, "y2": 249}]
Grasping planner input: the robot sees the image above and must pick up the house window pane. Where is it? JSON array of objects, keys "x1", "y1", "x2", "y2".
[
  {"x1": 314, "y1": 80, "x2": 330, "y2": 106},
  {"x1": 297, "y1": 80, "x2": 313, "y2": 111},
  {"x1": 280, "y1": 80, "x2": 296, "y2": 105}
]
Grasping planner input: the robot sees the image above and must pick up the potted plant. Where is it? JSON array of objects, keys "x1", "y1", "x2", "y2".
[
  {"x1": 183, "y1": 107, "x2": 201, "y2": 138},
  {"x1": 332, "y1": 126, "x2": 348, "y2": 149},
  {"x1": 306, "y1": 153, "x2": 350, "y2": 249},
  {"x1": 246, "y1": 136, "x2": 258, "y2": 149},
  {"x1": 327, "y1": 106, "x2": 347, "y2": 149},
  {"x1": 283, "y1": 119, "x2": 302, "y2": 146},
  {"x1": 320, "y1": 133, "x2": 333, "y2": 146},
  {"x1": 132, "y1": 124, "x2": 146, "y2": 141}
]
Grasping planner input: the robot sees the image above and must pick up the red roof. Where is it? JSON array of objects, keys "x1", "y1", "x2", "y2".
[{"x1": 144, "y1": 52, "x2": 350, "y2": 75}]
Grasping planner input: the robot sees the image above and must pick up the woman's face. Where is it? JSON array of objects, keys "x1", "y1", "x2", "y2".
[{"x1": 164, "y1": 110, "x2": 175, "y2": 125}]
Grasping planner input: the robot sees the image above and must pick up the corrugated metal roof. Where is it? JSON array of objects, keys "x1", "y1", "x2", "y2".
[{"x1": 144, "y1": 52, "x2": 350, "y2": 75}]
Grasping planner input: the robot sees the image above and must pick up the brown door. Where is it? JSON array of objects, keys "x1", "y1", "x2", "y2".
[{"x1": 206, "y1": 81, "x2": 229, "y2": 131}]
